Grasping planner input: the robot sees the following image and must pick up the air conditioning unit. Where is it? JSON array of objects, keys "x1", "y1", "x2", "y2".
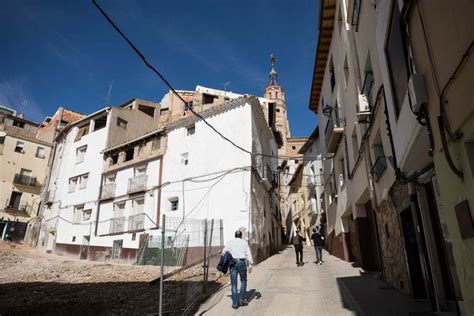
[{"x1": 408, "y1": 74, "x2": 427, "y2": 113}]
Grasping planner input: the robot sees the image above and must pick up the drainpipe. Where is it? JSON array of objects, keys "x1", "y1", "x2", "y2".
[{"x1": 156, "y1": 155, "x2": 163, "y2": 228}]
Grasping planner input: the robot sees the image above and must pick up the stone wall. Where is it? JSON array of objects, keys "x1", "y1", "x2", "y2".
[{"x1": 376, "y1": 198, "x2": 411, "y2": 295}]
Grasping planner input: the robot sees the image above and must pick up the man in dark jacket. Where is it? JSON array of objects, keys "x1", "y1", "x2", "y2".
[
  {"x1": 292, "y1": 230, "x2": 306, "y2": 266},
  {"x1": 311, "y1": 226, "x2": 325, "y2": 265}
]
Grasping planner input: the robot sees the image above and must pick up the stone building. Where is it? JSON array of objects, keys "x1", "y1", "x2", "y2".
[{"x1": 0, "y1": 109, "x2": 52, "y2": 241}]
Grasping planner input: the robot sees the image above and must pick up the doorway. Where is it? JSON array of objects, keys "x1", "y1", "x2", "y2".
[
  {"x1": 364, "y1": 201, "x2": 382, "y2": 270},
  {"x1": 400, "y1": 207, "x2": 427, "y2": 299},
  {"x1": 80, "y1": 235, "x2": 90, "y2": 260},
  {"x1": 112, "y1": 239, "x2": 123, "y2": 260},
  {"x1": 9, "y1": 191, "x2": 22, "y2": 210}
]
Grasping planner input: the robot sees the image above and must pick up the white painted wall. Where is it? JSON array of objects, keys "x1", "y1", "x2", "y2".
[{"x1": 160, "y1": 102, "x2": 255, "y2": 245}]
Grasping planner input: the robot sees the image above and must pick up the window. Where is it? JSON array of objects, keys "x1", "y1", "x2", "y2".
[
  {"x1": 79, "y1": 174, "x2": 89, "y2": 189},
  {"x1": 351, "y1": 0, "x2": 361, "y2": 30},
  {"x1": 160, "y1": 108, "x2": 169, "y2": 115},
  {"x1": 131, "y1": 233, "x2": 137, "y2": 241},
  {"x1": 110, "y1": 153, "x2": 119, "y2": 165},
  {"x1": 114, "y1": 202, "x2": 125, "y2": 216},
  {"x1": 186, "y1": 125, "x2": 195, "y2": 136},
  {"x1": 76, "y1": 146, "x2": 87, "y2": 163},
  {"x1": 124, "y1": 148, "x2": 134, "y2": 161},
  {"x1": 74, "y1": 125, "x2": 89, "y2": 142},
  {"x1": 72, "y1": 236, "x2": 76, "y2": 242},
  {"x1": 386, "y1": 1, "x2": 408, "y2": 116},
  {"x1": 185, "y1": 101, "x2": 193, "y2": 111},
  {"x1": 82, "y1": 209, "x2": 92, "y2": 221},
  {"x1": 15, "y1": 141, "x2": 24, "y2": 153},
  {"x1": 169, "y1": 197, "x2": 179, "y2": 211},
  {"x1": 105, "y1": 174, "x2": 116, "y2": 184},
  {"x1": 92, "y1": 115, "x2": 107, "y2": 131},
  {"x1": 12, "y1": 120, "x2": 25, "y2": 128},
  {"x1": 36, "y1": 146, "x2": 45, "y2": 158},
  {"x1": 117, "y1": 117, "x2": 128, "y2": 129},
  {"x1": 132, "y1": 198, "x2": 145, "y2": 214},
  {"x1": 74, "y1": 205, "x2": 84, "y2": 224},
  {"x1": 0, "y1": 136, "x2": 5, "y2": 144},
  {"x1": 338, "y1": 4, "x2": 343, "y2": 36},
  {"x1": 181, "y1": 153, "x2": 189, "y2": 166},
  {"x1": 138, "y1": 105, "x2": 155, "y2": 118},
  {"x1": 340, "y1": 157, "x2": 346, "y2": 187},
  {"x1": 151, "y1": 138, "x2": 161, "y2": 150},
  {"x1": 134, "y1": 165, "x2": 147, "y2": 177},
  {"x1": 202, "y1": 94, "x2": 217, "y2": 105},
  {"x1": 69, "y1": 177, "x2": 78, "y2": 192}
]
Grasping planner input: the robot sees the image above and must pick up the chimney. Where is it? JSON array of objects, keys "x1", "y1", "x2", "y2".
[{"x1": 18, "y1": 112, "x2": 24, "y2": 119}]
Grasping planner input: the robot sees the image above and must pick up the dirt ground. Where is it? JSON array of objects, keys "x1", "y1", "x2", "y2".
[{"x1": 0, "y1": 241, "x2": 226, "y2": 315}]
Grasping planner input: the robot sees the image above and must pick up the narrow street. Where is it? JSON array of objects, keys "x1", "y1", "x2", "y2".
[{"x1": 197, "y1": 246, "x2": 431, "y2": 316}]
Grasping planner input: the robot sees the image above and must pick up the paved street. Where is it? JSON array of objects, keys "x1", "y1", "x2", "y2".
[{"x1": 197, "y1": 246, "x2": 431, "y2": 316}]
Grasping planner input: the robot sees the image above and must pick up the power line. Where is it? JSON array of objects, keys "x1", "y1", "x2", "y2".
[{"x1": 91, "y1": 0, "x2": 322, "y2": 162}]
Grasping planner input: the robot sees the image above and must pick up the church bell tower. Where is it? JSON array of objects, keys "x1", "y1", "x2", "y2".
[{"x1": 264, "y1": 54, "x2": 291, "y2": 152}]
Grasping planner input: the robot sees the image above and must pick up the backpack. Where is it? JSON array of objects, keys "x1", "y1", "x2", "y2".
[
  {"x1": 217, "y1": 251, "x2": 233, "y2": 274},
  {"x1": 292, "y1": 235, "x2": 301, "y2": 246}
]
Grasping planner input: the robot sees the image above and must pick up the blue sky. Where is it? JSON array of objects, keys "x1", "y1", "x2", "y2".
[{"x1": 0, "y1": 0, "x2": 319, "y2": 137}]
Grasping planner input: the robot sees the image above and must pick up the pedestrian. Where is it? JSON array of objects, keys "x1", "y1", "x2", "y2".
[
  {"x1": 311, "y1": 226, "x2": 325, "y2": 265},
  {"x1": 222, "y1": 230, "x2": 253, "y2": 309},
  {"x1": 292, "y1": 229, "x2": 306, "y2": 266}
]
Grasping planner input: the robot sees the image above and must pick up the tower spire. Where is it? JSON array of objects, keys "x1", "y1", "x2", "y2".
[{"x1": 269, "y1": 53, "x2": 279, "y2": 86}]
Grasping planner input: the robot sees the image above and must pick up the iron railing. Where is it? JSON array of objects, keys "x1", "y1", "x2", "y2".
[
  {"x1": 110, "y1": 217, "x2": 126, "y2": 234},
  {"x1": 13, "y1": 174, "x2": 36, "y2": 186},
  {"x1": 128, "y1": 175, "x2": 147, "y2": 193},
  {"x1": 5, "y1": 200, "x2": 31, "y2": 213},
  {"x1": 101, "y1": 183, "x2": 116, "y2": 199},
  {"x1": 371, "y1": 155, "x2": 387, "y2": 182},
  {"x1": 128, "y1": 213, "x2": 145, "y2": 231}
]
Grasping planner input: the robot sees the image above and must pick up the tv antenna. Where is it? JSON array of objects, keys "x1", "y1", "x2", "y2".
[
  {"x1": 105, "y1": 81, "x2": 115, "y2": 106},
  {"x1": 223, "y1": 81, "x2": 230, "y2": 98}
]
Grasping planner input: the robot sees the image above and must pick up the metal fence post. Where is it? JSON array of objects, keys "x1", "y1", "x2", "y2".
[
  {"x1": 202, "y1": 219, "x2": 208, "y2": 293},
  {"x1": 159, "y1": 214, "x2": 166, "y2": 316},
  {"x1": 205, "y1": 219, "x2": 214, "y2": 286},
  {"x1": 219, "y1": 219, "x2": 224, "y2": 248}
]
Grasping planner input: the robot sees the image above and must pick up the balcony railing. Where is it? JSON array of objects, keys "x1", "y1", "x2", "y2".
[
  {"x1": 371, "y1": 156, "x2": 387, "y2": 182},
  {"x1": 101, "y1": 183, "x2": 116, "y2": 200},
  {"x1": 5, "y1": 200, "x2": 31, "y2": 214},
  {"x1": 127, "y1": 175, "x2": 147, "y2": 193},
  {"x1": 325, "y1": 112, "x2": 345, "y2": 153},
  {"x1": 128, "y1": 213, "x2": 145, "y2": 231},
  {"x1": 110, "y1": 217, "x2": 125, "y2": 234},
  {"x1": 13, "y1": 174, "x2": 37, "y2": 186}
]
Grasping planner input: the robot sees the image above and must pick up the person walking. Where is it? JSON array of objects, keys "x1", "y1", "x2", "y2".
[
  {"x1": 311, "y1": 226, "x2": 325, "y2": 265},
  {"x1": 222, "y1": 230, "x2": 253, "y2": 309},
  {"x1": 292, "y1": 229, "x2": 306, "y2": 266}
]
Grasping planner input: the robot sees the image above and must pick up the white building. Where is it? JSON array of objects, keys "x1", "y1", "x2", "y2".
[
  {"x1": 161, "y1": 96, "x2": 279, "y2": 262},
  {"x1": 39, "y1": 99, "x2": 162, "y2": 259}
]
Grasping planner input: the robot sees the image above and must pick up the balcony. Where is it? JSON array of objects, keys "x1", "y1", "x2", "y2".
[
  {"x1": 5, "y1": 200, "x2": 31, "y2": 216},
  {"x1": 128, "y1": 213, "x2": 145, "y2": 231},
  {"x1": 127, "y1": 175, "x2": 147, "y2": 194},
  {"x1": 371, "y1": 156, "x2": 387, "y2": 182},
  {"x1": 325, "y1": 117, "x2": 344, "y2": 154},
  {"x1": 110, "y1": 217, "x2": 125, "y2": 234},
  {"x1": 13, "y1": 174, "x2": 37, "y2": 187},
  {"x1": 101, "y1": 183, "x2": 116, "y2": 200}
]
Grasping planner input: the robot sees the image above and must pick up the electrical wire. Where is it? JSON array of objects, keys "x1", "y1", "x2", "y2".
[{"x1": 91, "y1": 0, "x2": 322, "y2": 162}]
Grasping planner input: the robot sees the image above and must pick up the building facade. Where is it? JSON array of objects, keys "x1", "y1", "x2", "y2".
[
  {"x1": 307, "y1": 0, "x2": 472, "y2": 313},
  {"x1": 0, "y1": 110, "x2": 52, "y2": 242}
]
